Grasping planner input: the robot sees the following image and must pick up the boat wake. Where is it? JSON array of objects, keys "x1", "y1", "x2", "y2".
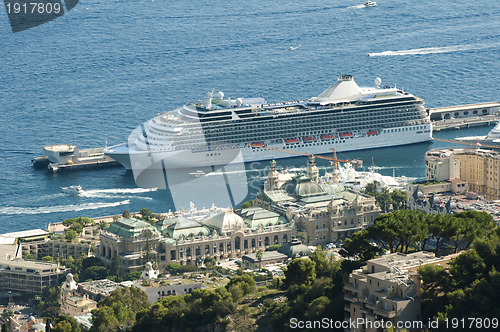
[
  {"x1": 85, "y1": 188, "x2": 158, "y2": 194},
  {"x1": 368, "y1": 44, "x2": 493, "y2": 57},
  {"x1": 0, "y1": 200, "x2": 130, "y2": 215}
]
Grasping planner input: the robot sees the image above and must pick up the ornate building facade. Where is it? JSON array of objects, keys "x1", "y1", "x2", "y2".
[
  {"x1": 98, "y1": 205, "x2": 296, "y2": 272},
  {"x1": 256, "y1": 157, "x2": 381, "y2": 246}
]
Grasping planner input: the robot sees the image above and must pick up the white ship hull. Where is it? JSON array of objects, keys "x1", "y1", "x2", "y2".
[{"x1": 106, "y1": 123, "x2": 432, "y2": 170}]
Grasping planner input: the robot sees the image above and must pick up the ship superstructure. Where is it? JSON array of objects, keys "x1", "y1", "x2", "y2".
[{"x1": 105, "y1": 75, "x2": 432, "y2": 170}]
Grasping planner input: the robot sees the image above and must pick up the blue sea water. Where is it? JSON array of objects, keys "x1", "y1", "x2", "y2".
[{"x1": 0, "y1": 0, "x2": 499, "y2": 233}]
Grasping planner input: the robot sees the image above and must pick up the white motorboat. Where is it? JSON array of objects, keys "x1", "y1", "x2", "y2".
[
  {"x1": 61, "y1": 185, "x2": 84, "y2": 195},
  {"x1": 364, "y1": 1, "x2": 377, "y2": 7}
]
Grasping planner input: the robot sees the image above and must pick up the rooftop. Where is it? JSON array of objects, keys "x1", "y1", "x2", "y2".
[{"x1": 105, "y1": 218, "x2": 158, "y2": 238}]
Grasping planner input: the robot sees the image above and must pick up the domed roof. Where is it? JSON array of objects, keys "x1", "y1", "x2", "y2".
[
  {"x1": 278, "y1": 239, "x2": 311, "y2": 258},
  {"x1": 284, "y1": 177, "x2": 325, "y2": 198},
  {"x1": 204, "y1": 210, "x2": 246, "y2": 231}
]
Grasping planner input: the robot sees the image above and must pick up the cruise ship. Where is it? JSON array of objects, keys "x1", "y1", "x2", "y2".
[{"x1": 105, "y1": 75, "x2": 432, "y2": 170}]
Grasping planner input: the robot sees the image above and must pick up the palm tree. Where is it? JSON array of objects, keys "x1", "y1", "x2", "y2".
[{"x1": 256, "y1": 250, "x2": 263, "y2": 271}]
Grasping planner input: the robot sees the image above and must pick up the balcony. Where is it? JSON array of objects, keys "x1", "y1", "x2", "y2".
[
  {"x1": 365, "y1": 301, "x2": 378, "y2": 310},
  {"x1": 344, "y1": 283, "x2": 359, "y2": 292},
  {"x1": 344, "y1": 295, "x2": 354, "y2": 302},
  {"x1": 373, "y1": 307, "x2": 396, "y2": 319}
]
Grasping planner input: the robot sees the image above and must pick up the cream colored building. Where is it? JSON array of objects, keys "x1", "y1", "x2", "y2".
[
  {"x1": 344, "y1": 252, "x2": 458, "y2": 332},
  {"x1": 257, "y1": 158, "x2": 380, "y2": 246},
  {"x1": 425, "y1": 148, "x2": 500, "y2": 200},
  {"x1": 98, "y1": 205, "x2": 296, "y2": 272},
  {"x1": 0, "y1": 258, "x2": 67, "y2": 294}
]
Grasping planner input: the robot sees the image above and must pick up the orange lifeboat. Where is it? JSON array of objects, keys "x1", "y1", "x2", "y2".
[
  {"x1": 339, "y1": 132, "x2": 353, "y2": 138},
  {"x1": 285, "y1": 138, "x2": 299, "y2": 144},
  {"x1": 320, "y1": 134, "x2": 335, "y2": 140},
  {"x1": 302, "y1": 136, "x2": 316, "y2": 142},
  {"x1": 367, "y1": 130, "x2": 378, "y2": 136},
  {"x1": 250, "y1": 142, "x2": 265, "y2": 148}
]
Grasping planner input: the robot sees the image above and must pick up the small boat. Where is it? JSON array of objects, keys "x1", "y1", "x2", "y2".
[
  {"x1": 339, "y1": 132, "x2": 353, "y2": 138},
  {"x1": 320, "y1": 134, "x2": 335, "y2": 140},
  {"x1": 61, "y1": 185, "x2": 84, "y2": 195},
  {"x1": 189, "y1": 170, "x2": 207, "y2": 178},
  {"x1": 250, "y1": 142, "x2": 266, "y2": 148},
  {"x1": 285, "y1": 138, "x2": 299, "y2": 144},
  {"x1": 364, "y1": 1, "x2": 377, "y2": 7},
  {"x1": 367, "y1": 130, "x2": 378, "y2": 136},
  {"x1": 302, "y1": 136, "x2": 316, "y2": 142}
]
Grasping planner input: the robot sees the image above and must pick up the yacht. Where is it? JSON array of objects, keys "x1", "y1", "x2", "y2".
[
  {"x1": 105, "y1": 75, "x2": 432, "y2": 170},
  {"x1": 61, "y1": 185, "x2": 84, "y2": 195},
  {"x1": 455, "y1": 122, "x2": 500, "y2": 147}
]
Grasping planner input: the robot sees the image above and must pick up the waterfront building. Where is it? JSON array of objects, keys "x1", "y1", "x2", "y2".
[
  {"x1": 0, "y1": 258, "x2": 67, "y2": 294},
  {"x1": 157, "y1": 207, "x2": 295, "y2": 266},
  {"x1": 97, "y1": 205, "x2": 296, "y2": 272},
  {"x1": 344, "y1": 251, "x2": 458, "y2": 332},
  {"x1": 98, "y1": 218, "x2": 162, "y2": 274},
  {"x1": 0, "y1": 228, "x2": 92, "y2": 260},
  {"x1": 256, "y1": 158, "x2": 381, "y2": 246},
  {"x1": 425, "y1": 148, "x2": 500, "y2": 200},
  {"x1": 407, "y1": 181, "x2": 500, "y2": 222}
]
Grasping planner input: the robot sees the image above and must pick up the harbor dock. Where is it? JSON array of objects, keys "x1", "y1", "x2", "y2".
[
  {"x1": 32, "y1": 144, "x2": 119, "y2": 172},
  {"x1": 429, "y1": 102, "x2": 500, "y2": 132}
]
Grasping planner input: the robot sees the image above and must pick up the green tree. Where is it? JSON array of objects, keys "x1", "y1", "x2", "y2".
[
  {"x1": 266, "y1": 244, "x2": 281, "y2": 251},
  {"x1": 363, "y1": 181, "x2": 380, "y2": 196},
  {"x1": 98, "y1": 221, "x2": 108, "y2": 231},
  {"x1": 241, "y1": 200, "x2": 254, "y2": 209},
  {"x1": 54, "y1": 316, "x2": 81, "y2": 332},
  {"x1": 139, "y1": 208, "x2": 153, "y2": 221},
  {"x1": 375, "y1": 187, "x2": 392, "y2": 212},
  {"x1": 1, "y1": 309, "x2": 13, "y2": 320},
  {"x1": 122, "y1": 210, "x2": 131, "y2": 219},
  {"x1": 110, "y1": 254, "x2": 120, "y2": 277},
  {"x1": 91, "y1": 287, "x2": 150, "y2": 332},
  {"x1": 80, "y1": 266, "x2": 109, "y2": 281},
  {"x1": 64, "y1": 229, "x2": 78, "y2": 242},
  {"x1": 1, "y1": 322, "x2": 8, "y2": 332},
  {"x1": 203, "y1": 257, "x2": 216, "y2": 269},
  {"x1": 390, "y1": 189, "x2": 407, "y2": 210},
  {"x1": 165, "y1": 263, "x2": 181, "y2": 275},
  {"x1": 226, "y1": 274, "x2": 256, "y2": 295},
  {"x1": 309, "y1": 247, "x2": 341, "y2": 278},
  {"x1": 340, "y1": 231, "x2": 382, "y2": 262},
  {"x1": 284, "y1": 258, "x2": 316, "y2": 287},
  {"x1": 42, "y1": 256, "x2": 54, "y2": 262},
  {"x1": 256, "y1": 250, "x2": 263, "y2": 271}
]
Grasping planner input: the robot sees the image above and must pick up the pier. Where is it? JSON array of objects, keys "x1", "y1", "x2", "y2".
[
  {"x1": 32, "y1": 144, "x2": 120, "y2": 172},
  {"x1": 429, "y1": 102, "x2": 500, "y2": 132}
]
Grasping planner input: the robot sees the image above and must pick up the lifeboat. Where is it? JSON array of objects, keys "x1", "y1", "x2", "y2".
[
  {"x1": 284, "y1": 138, "x2": 299, "y2": 144},
  {"x1": 320, "y1": 134, "x2": 335, "y2": 140},
  {"x1": 367, "y1": 130, "x2": 378, "y2": 136},
  {"x1": 250, "y1": 142, "x2": 266, "y2": 148},
  {"x1": 302, "y1": 136, "x2": 316, "y2": 142},
  {"x1": 339, "y1": 132, "x2": 353, "y2": 138}
]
